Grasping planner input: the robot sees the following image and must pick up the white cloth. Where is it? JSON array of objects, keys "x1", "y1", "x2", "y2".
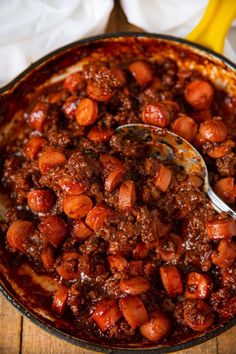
[
  {"x1": 0, "y1": 0, "x2": 113, "y2": 86},
  {"x1": 121, "y1": 0, "x2": 236, "y2": 63},
  {"x1": 0, "y1": 0, "x2": 235, "y2": 87}
]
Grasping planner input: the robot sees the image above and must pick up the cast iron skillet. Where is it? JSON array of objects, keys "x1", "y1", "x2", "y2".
[{"x1": 0, "y1": 33, "x2": 235, "y2": 353}]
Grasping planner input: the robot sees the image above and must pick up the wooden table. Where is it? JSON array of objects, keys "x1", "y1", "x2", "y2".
[{"x1": 0, "y1": 2, "x2": 235, "y2": 353}]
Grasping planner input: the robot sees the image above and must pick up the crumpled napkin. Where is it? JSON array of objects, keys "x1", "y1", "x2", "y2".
[
  {"x1": 121, "y1": 0, "x2": 236, "y2": 63},
  {"x1": 0, "y1": 0, "x2": 235, "y2": 87},
  {"x1": 0, "y1": 0, "x2": 113, "y2": 86}
]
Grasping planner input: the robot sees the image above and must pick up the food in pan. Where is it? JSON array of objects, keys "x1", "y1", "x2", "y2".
[{"x1": 0, "y1": 52, "x2": 235, "y2": 346}]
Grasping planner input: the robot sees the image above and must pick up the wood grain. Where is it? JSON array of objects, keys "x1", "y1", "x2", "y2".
[
  {"x1": 0, "y1": 297, "x2": 22, "y2": 354},
  {"x1": 0, "y1": 1, "x2": 235, "y2": 353}
]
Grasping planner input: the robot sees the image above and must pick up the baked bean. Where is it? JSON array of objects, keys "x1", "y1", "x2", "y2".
[
  {"x1": 92, "y1": 299, "x2": 122, "y2": 332},
  {"x1": 108, "y1": 255, "x2": 128, "y2": 273},
  {"x1": 105, "y1": 169, "x2": 124, "y2": 192},
  {"x1": 41, "y1": 246, "x2": 55, "y2": 270},
  {"x1": 183, "y1": 300, "x2": 214, "y2": 331},
  {"x1": 172, "y1": 116, "x2": 198, "y2": 142},
  {"x1": 119, "y1": 295, "x2": 148, "y2": 329},
  {"x1": 39, "y1": 215, "x2": 67, "y2": 248},
  {"x1": 52, "y1": 286, "x2": 68, "y2": 315},
  {"x1": 7, "y1": 220, "x2": 34, "y2": 252},
  {"x1": 71, "y1": 220, "x2": 93, "y2": 241},
  {"x1": 27, "y1": 189, "x2": 54, "y2": 213},
  {"x1": 206, "y1": 219, "x2": 236, "y2": 240},
  {"x1": 120, "y1": 276, "x2": 150, "y2": 295},
  {"x1": 214, "y1": 177, "x2": 235, "y2": 204},
  {"x1": 75, "y1": 98, "x2": 98, "y2": 126},
  {"x1": 63, "y1": 194, "x2": 93, "y2": 219},
  {"x1": 99, "y1": 154, "x2": 126, "y2": 173},
  {"x1": 211, "y1": 240, "x2": 236, "y2": 268},
  {"x1": 87, "y1": 80, "x2": 114, "y2": 102},
  {"x1": 185, "y1": 272, "x2": 212, "y2": 300},
  {"x1": 28, "y1": 102, "x2": 49, "y2": 131},
  {"x1": 142, "y1": 103, "x2": 171, "y2": 127},
  {"x1": 24, "y1": 137, "x2": 47, "y2": 160},
  {"x1": 160, "y1": 265, "x2": 183, "y2": 297},
  {"x1": 140, "y1": 310, "x2": 171, "y2": 342},
  {"x1": 64, "y1": 72, "x2": 84, "y2": 93},
  {"x1": 118, "y1": 180, "x2": 136, "y2": 209},
  {"x1": 85, "y1": 204, "x2": 111, "y2": 231},
  {"x1": 199, "y1": 119, "x2": 227, "y2": 142},
  {"x1": 154, "y1": 164, "x2": 172, "y2": 192},
  {"x1": 129, "y1": 61, "x2": 153, "y2": 86},
  {"x1": 184, "y1": 80, "x2": 214, "y2": 109},
  {"x1": 38, "y1": 150, "x2": 66, "y2": 174},
  {"x1": 59, "y1": 177, "x2": 86, "y2": 195},
  {"x1": 87, "y1": 127, "x2": 113, "y2": 142}
]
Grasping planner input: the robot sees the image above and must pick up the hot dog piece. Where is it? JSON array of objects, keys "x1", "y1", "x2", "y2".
[
  {"x1": 199, "y1": 119, "x2": 227, "y2": 143},
  {"x1": 142, "y1": 103, "x2": 171, "y2": 127},
  {"x1": 27, "y1": 189, "x2": 54, "y2": 213},
  {"x1": 88, "y1": 127, "x2": 113, "y2": 142},
  {"x1": 154, "y1": 164, "x2": 172, "y2": 192},
  {"x1": 52, "y1": 286, "x2": 69, "y2": 315},
  {"x1": 120, "y1": 276, "x2": 150, "y2": 295},
  {"x1": 92, "y1": 299, "x2": 122, "y2": 332},
  {"x1": 71, "y1": 220, "x2": 93, "y2": 241},
  {"x1": 63, "y1": 195, "x2": 93, "y2": 219},
  {"x1": 140, "y1": 310, "x2": 171, "y2": 342},
  {"x1": 184, "y1": 80, "x2": 214, "y2": 109},
  {"x1": 129, "y1": 61, "x2": 153, "y2": 86},
  {"x1": 185, "y1": 272, "x2": 212, "y2": 300},
  {"x1": 24, "y1": 137, "x2": 47, "y2": 160},
  {"x1": 211, "y1": 240, "x2": 236, "y2": 268},
  {"x1": 119, "y1": 295, "x2": 148, "y2": 329},
  {"x1": 38, "y1": 150, "x2": 66, "y2": 175},
  {"x1": 118, "y1": 180, "x2": 136, "y2": 209},
  {"x1": 160, "y1": 265, "x2": 183, "y2": 297},
  {"x1": 28, "y1": 102, "x2": 49, "y2": 132},
  {"x1": 41, "y1": 245, "x2": 55, "y2": 270},
  {"x1": 214, "y1": 177, "x2": 235, "y2": 204},
  {"x1": 99, "y1": 154, "x2": 126, "y2": 173},
  {"x1": 39, "y1": 215, "x2": 68, "y2": 248},
  {"x1": 183, "y1": 300, "x2": 214, "y2": 331},
  {"x1": 58, "y1": 177, "x2": 86, "y2": 195},
  {"x1": 7, "y1": 220, "x2": 34, "y2": 252},
  {"x1": 75, "y1": 98, "x2": 98, "y2": 126},
  {"x1": 108, "y1": 255, "x2": 128, "y2": 273},
  {"x1": 206, "y1": 219, "x2": 236, "y2": 240},
  {"x1": 85, "y1": 204, "x2": 111, "y2": 231},
  {"x1": 105, "y1": 170, "x2": 124, "y2": 192},
  {"x1": 172, "y1": 116, "x2": 198, "y2": 142}
]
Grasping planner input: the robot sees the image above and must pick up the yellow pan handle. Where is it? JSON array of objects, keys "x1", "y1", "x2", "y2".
[{"x1": 187, "y1": 0, "x2": 236, "y2": 54}]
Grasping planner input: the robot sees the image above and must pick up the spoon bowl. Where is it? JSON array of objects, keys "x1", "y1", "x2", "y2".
[{"x1": 116, "y1": 123, "x2": 236, "y2": 219}]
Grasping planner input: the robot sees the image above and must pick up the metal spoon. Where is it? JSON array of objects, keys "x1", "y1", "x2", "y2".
[{"x1": 115, "y1": 123, "x2": 236, "y2": 219}]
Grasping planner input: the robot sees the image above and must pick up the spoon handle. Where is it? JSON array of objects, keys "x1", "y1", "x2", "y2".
[{"x1": 207, "y1": 187, "x2": 236, "y2": 219}]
